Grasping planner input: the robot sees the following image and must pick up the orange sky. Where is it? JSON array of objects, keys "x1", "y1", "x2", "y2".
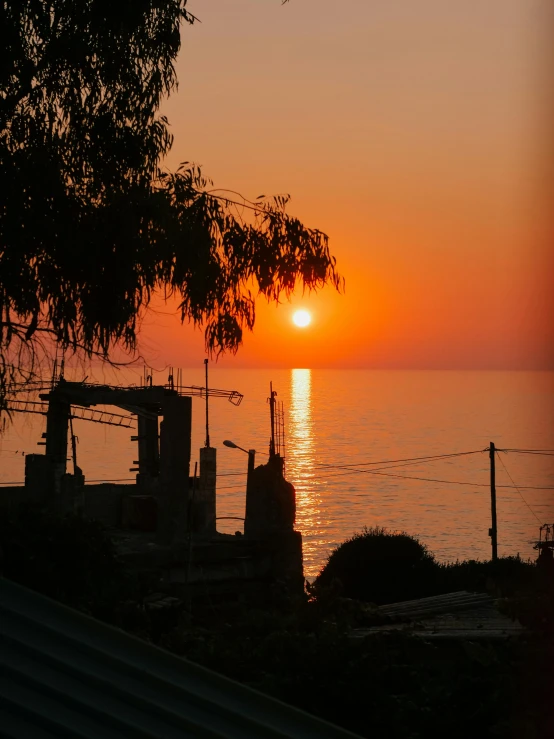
[{"x1": 140, "y1": 0, "x2": 553, "y2": 370}]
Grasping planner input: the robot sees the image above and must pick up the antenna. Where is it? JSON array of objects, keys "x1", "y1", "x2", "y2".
[
  {"x1": 277, "y1": 400, "x2": 285, "y2": 462},
  {"x1": 281, "y1": 401, "x2": 286, "y2": 473},
  {"x1": 51, "y1": 348, "x2": 58, "y2": 390},
  {"x1": 204, "y1": 359, "x2": 210, "y2": 447},
  {"x1": 269, "y1": 382, "x2": 277, "y2": 458}
]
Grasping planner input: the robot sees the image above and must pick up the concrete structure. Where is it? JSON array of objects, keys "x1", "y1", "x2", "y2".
[
  {"x1": 1, "y1": 378, "x2": 304, "y2": 597},
  {"x1": 195, "y1": 446, "x2": 217, "y2": 535}
]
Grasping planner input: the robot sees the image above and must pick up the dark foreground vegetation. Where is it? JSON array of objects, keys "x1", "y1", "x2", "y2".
[
  {"x1": 313, "y1": 526, "x2": 542, "y2": 604},
  {"x1": 2, "y1": 510, "x2": 553, "y2": 738}
]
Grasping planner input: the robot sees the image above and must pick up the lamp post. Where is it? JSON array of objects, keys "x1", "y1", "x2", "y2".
[
  {"x1": 223, "y1": 440, "x2": 256, "y2": 530},
  {"x1": 223, "y1": 439, "x2": 255, "y2": 472}
]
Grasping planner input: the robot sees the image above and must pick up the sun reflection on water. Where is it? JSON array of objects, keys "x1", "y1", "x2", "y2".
[{"x1": 288, "y1": 369, "x2": 326, "y2": 577}]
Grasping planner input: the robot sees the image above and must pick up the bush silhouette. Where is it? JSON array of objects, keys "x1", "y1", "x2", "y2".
[
  {"x1": 313, "y1": 526, "x2": 439, "y2": 605},
  {"x1": 437, "y1": 556, "x2": 536, "y2": 597}
]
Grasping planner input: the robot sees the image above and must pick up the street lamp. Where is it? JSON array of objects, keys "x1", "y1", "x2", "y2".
[
  {"x1": 223, "y1": 439, "x2": 256, "y2": 485},
  {"x1": 223, "y1": 439, "x2": 249, "y2": 454},
  {"x1": 223, "y1": 440, "x2": 257, "y2": 535}
]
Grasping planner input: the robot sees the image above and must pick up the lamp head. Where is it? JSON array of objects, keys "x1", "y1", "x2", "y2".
[{"x1": 223, "y1": 440, "x2": 238, "y2": 449}]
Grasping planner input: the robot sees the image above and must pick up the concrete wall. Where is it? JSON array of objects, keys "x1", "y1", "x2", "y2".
[
  {"x1": 193, "y1": 447, "x2": 217, "y2": 535},
  {"x1": 0, "y1": 486, "x2": 35, "y2": 510},
  {"x1": 83, "y1": 484, "x2": 134, "y2": 527},
  {"x1": 0, "y1": 482, "x2": 133, "y2": 530}
]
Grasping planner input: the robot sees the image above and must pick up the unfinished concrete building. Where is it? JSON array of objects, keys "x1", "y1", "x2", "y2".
[{"x1": 1, "y1": 376, "x2": 303, "y2": 598}]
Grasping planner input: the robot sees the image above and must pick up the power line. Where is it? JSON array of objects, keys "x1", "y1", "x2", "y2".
[
  {"x1": 496, "y1": 452, "x2": 542, "y2": 524},
  {"x1": 308, "y1": 463, "x2": 554, "y2": 490},
  {"x1": 313, "y1": 455, "x2": 485, "y2": 476},
  {"x1": 504, "y1": 448, "x2": 554, "y2": 453},
  {"x1": 313, "y1": 465, "x2": 489, "y2": 486},
  {"x1": 516, "y1": 486, "x2": 554, "y2": 490},
  {"x1": 502, "y1": 449, "x2": 554, "y2": 457},
  {"x1": 1, "y1": 478, "x2": 139, "y2": 485},
  {"x1": 315, "y1": 449, "x2": 484, "y2": 470},
  {"x1": 86, "y1": 478, "x2": 135, "y2": 483},
  {"x1": 2, "y1": 477, "x2": 247, "y2": 488}
]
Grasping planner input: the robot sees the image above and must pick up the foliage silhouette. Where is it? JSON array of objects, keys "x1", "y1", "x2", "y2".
[
  {"x1": 437, "y1": 556, "x2": 536, "y2": 598},
  {"x1": 313, "y1": 526, "x2": 439, "y2": 604},
  {"x1": 0, "y1": 1, "x2": 342, "y2": 408}
]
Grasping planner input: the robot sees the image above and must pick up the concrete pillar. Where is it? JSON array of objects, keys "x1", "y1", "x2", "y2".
[
  {"x1": 244, "y1": 455, "x2": 303, "y2": 593},
  {"x1": 245, "y1": 454, "x2": 295, "y2": 538},
  {"x1": 60, "y1": 467, "x2": 85, "y2": 515},
  {"x1": 44, "y1": 398, "x2": 70, "y2": 499},
  {"x1": 24, "y1": 454, "x2": 52, "y2": 504},
  {"x1": 136, "y1": 415, "x2": 159, "y2": 492},
  {"x1": 157, "y1": 395, "x2": 192, "y2": 543},
  {"x1": 192, "y1": 446, "x2": 217, "y2": 536}
]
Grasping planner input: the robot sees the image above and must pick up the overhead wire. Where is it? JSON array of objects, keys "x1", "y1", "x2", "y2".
[
  {"x1": 503, "y1": 448, "x2": 554, "y2": 452},
  {"x1": 502, "y1": 449, "x2": 554, "y2": 457},
  {"x1": 86, "y1": 478, "x2": 136, "y2": 483},
  {"x1": 311, "y1": 465, "x2": 490, "y2": 487},
  {"x1": 496, "y1": 452, "x2": 543, "y2": 524},
  {"x1": 314, "y1": 449, "x2": 484, "y2": 469},
  {"x1": 307, "y1": 462, "x2": 554, "y2": 490},
  {"x1": 313, "y1": 455, "x2": 486, "y2": 477},
  {"x1": 2, "y1": 443, "x2": 553, "y2": 494},
  {"x1": 307, "y1": 446, "x2": 554, "y2": 489},
  {"x1": 2, "y1": 476, "x2": 247, "y2": 488}
]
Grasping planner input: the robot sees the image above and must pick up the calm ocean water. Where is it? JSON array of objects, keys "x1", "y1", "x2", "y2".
[{"x1": 2, "y1": 369, "x2": 553, "y2": 577}]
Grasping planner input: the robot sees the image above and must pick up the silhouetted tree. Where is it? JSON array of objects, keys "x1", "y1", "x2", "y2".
[{"x1": 0, "y1": 1, "x2": 342, "y2": 407}]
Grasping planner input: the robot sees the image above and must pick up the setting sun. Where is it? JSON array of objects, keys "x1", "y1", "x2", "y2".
[{"x1": 292, "y1": 310, "x2": 311, "y2": 328}]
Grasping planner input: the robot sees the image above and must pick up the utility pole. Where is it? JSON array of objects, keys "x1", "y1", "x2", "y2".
[
  {"x1": 489, "y1": 441, "x2": 498, "y2": 561},
  {"x1": 204, "y1": 359, "x2": 210, "y2": 448}
]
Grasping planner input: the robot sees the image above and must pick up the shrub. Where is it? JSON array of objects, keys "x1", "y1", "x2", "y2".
[
  {"x1": 313, "y1": 526, "x2": 440, "y2": 605},
  {"x1": 437, "y1": 556, "x2": 536, "y2": 598}
]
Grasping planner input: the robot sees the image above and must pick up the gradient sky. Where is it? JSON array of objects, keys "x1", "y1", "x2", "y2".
[{"x1": 139, "y1": 0, "x2": 552, "y2": 370}]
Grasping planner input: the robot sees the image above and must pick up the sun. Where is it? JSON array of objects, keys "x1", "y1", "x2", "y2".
[{"x1": 292, "y1": 309, "x2": 311, "y2": 328}]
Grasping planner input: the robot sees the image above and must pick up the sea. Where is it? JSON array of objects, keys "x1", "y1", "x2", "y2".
[{"x1": 1, "y1": 369, "x2": 553, "y2": 578}]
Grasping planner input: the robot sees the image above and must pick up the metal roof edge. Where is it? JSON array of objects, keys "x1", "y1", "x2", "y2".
[{"x1": 0, "y1": 577, "x2": 362, "y2": 739}]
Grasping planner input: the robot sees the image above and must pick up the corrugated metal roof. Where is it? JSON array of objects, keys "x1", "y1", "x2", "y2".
[
  {"x1": 0, "y1": 578, "x2": 361, "y2": 738},
  {"x1": 378, "y1": 591, "x2": 494, "y2": 618},
  {"x1": 351, "y1": 591, "x2": 524, "y2": 642}
]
